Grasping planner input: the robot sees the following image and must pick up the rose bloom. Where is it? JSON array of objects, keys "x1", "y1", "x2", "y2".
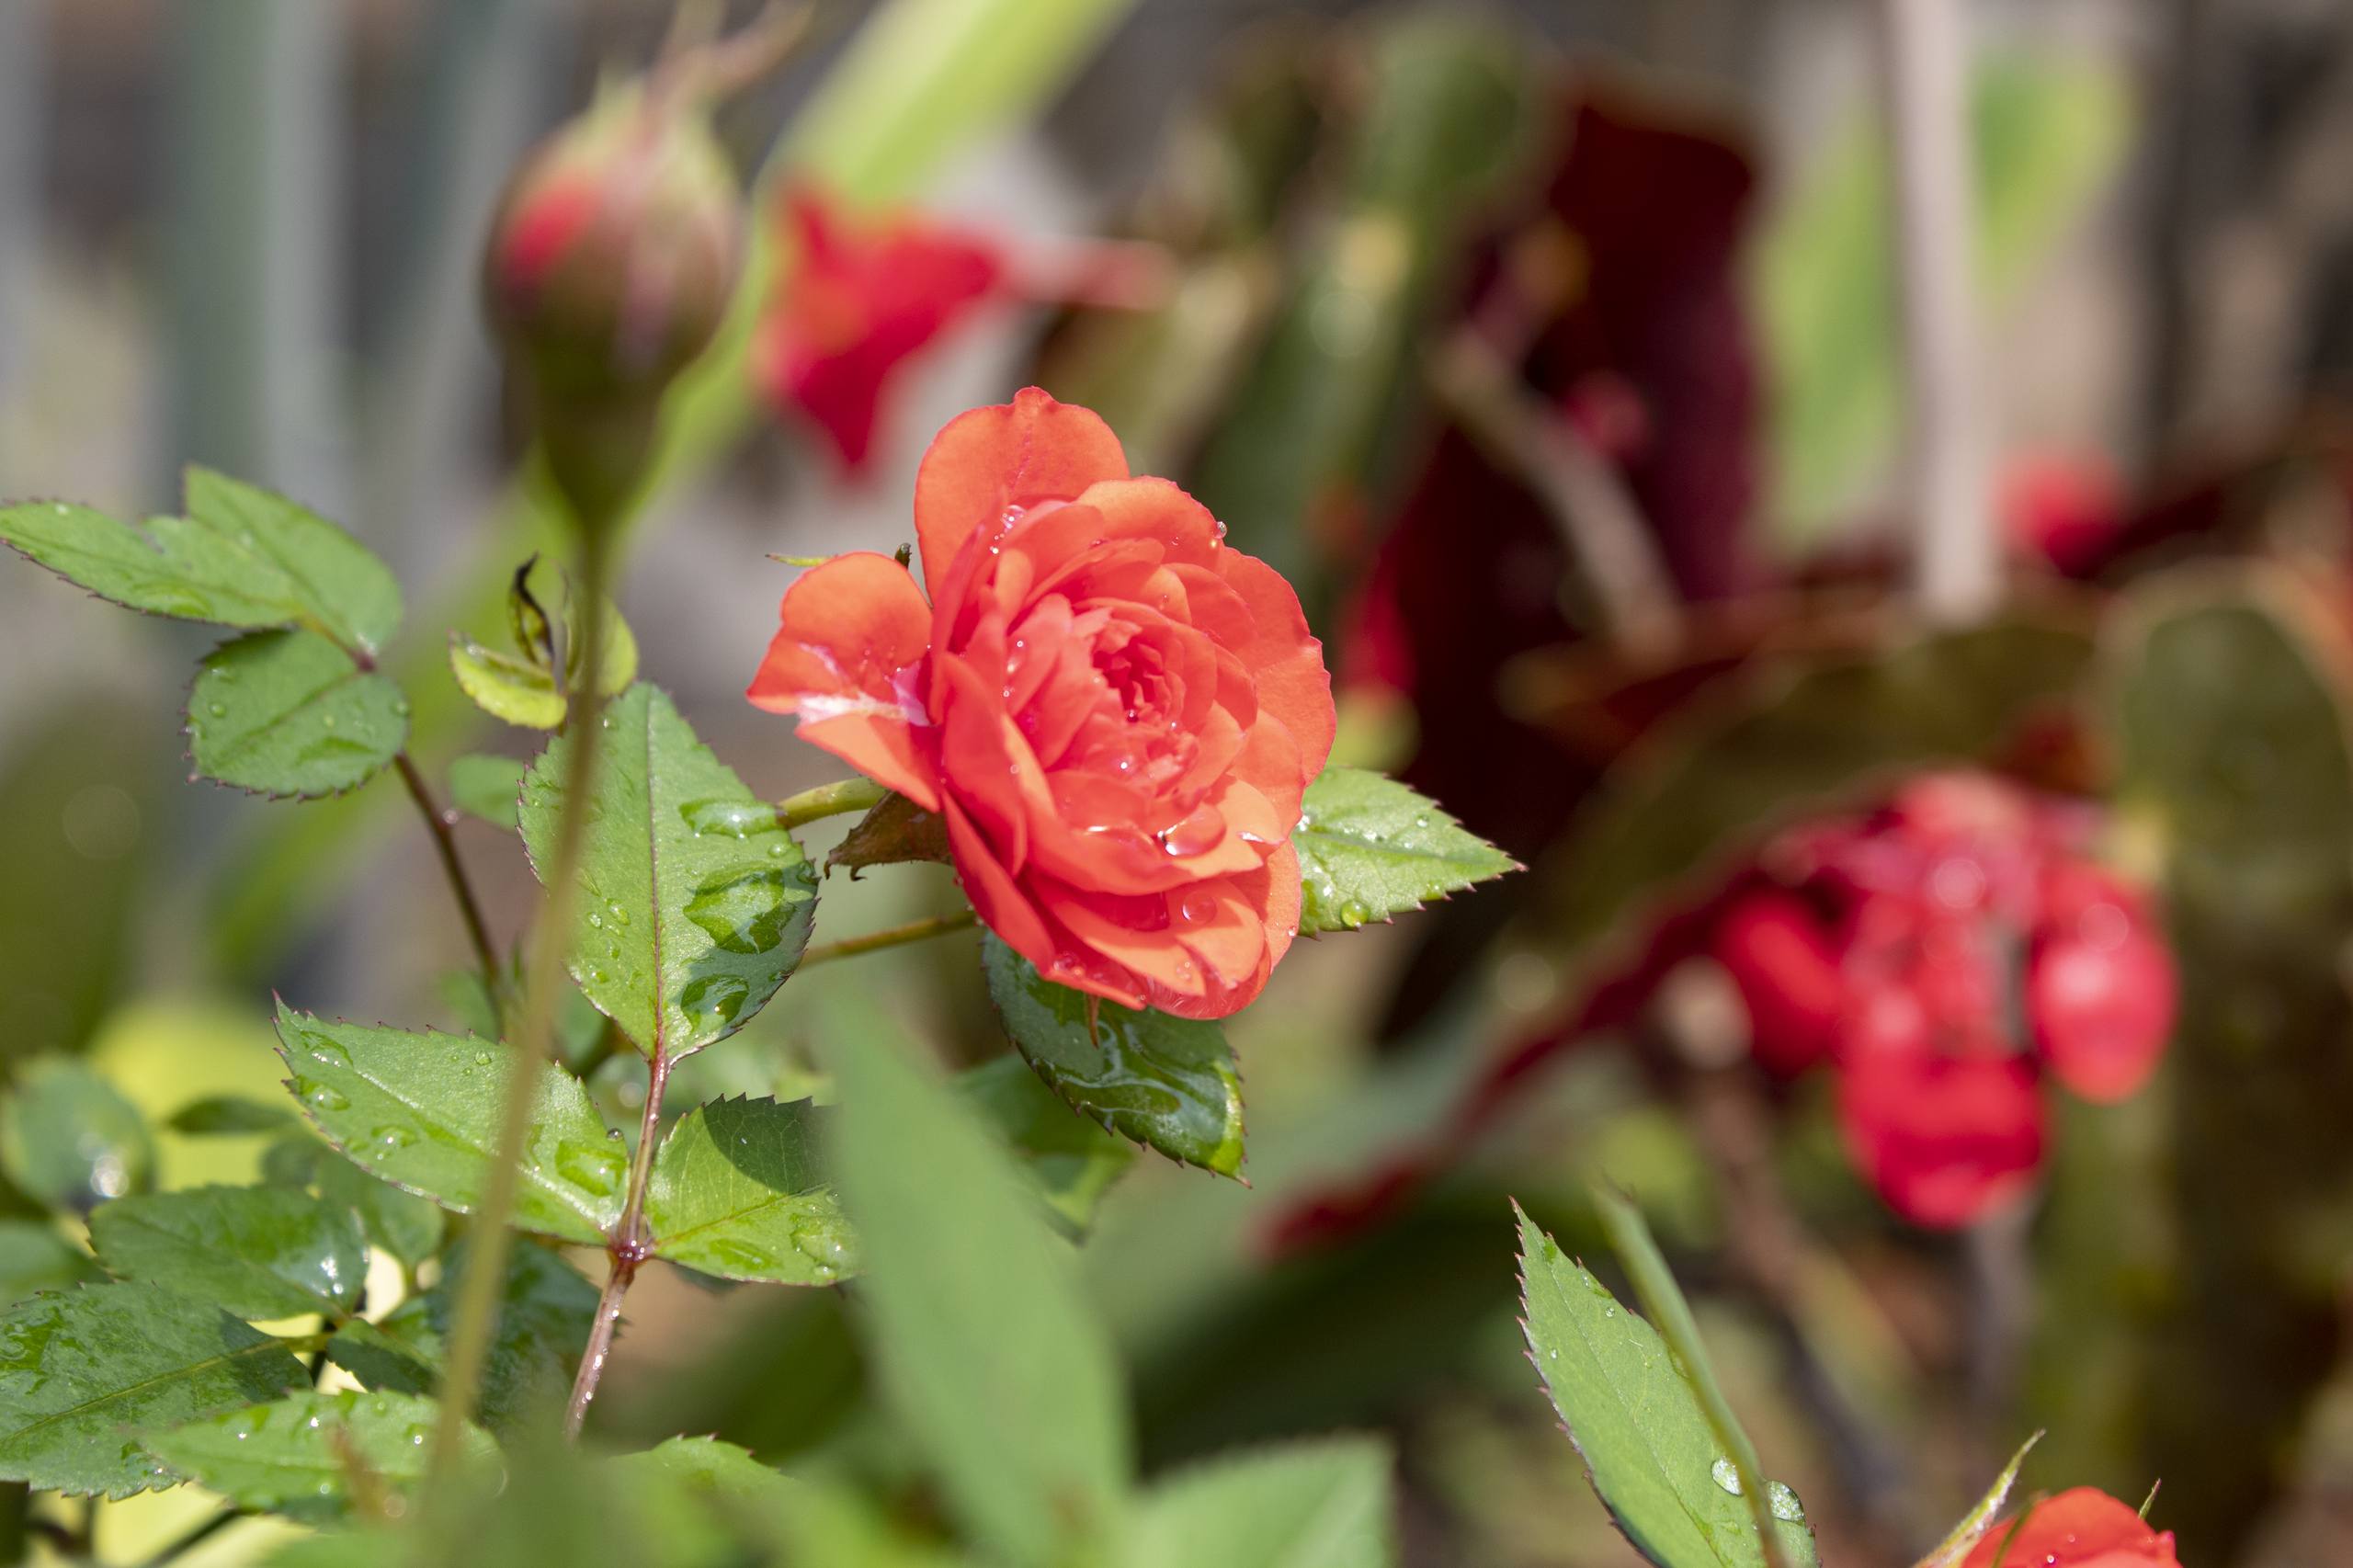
[
  {"x1": 750, "y1": 388, "x2": 1336, "y2": 1018},
  {"x1": 1961, "y1": 1487, "x2": 2180, "y2": 1567}
]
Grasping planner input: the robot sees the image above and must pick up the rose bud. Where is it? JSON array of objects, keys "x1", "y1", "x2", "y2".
[
  {"x1": 1835, "y1": 1040, "x2": 2045, "y2": 1229},
  {"x1": 1711, "y1": 890, "x2": 1845, "y2": 1077},
  {"x1": 755, "y1": 186, "x2": 1005, "y2": 473},
  {"x1": 484, "y1": 83, "x2": 742, "y2": 516},
  {"x1": 1961, "y1": 1487, "x2": 2179, "y2": 1567},
  {"x1": 486, "y1": 84, "x2": 740, "y2": 397},
  {"x1": 749, "y1": 388, "x2": 1336, "y2": 1018}
]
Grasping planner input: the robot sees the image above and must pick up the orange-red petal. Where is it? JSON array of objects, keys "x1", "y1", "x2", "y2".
[{"x1": 912, "y1": 387, "x2": 1128, "y2": 594}]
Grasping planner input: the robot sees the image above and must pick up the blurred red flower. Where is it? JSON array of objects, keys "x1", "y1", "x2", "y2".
[
  {"x1": 1960, "y1": 1486, "x2": 2181, "y2": 1567},
  {"x1": 755, "y1": 186, "x2": 1005, "y2": 472},
  {"x1": 749, "y1": 388, "x2": 1335, "y2": 1017},
  {"x1": 1705, "y1": 772, "x2": 2176, "y2": 1227}
]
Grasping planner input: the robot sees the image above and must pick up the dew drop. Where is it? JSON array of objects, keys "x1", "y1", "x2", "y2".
[
  {"x1": 1768, "y1": 1482, "x2": 1805, "y2": 1523},
  {"x1": 1711, "y1": 1458, "x2": 1743, "y2": 1496}
]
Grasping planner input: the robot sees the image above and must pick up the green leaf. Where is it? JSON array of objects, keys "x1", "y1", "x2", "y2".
[
  {"x1": 450, "y1": 637, "x2": 565, "y2": 730},
  {"x1": 827, "y1": 992, "x2": 1130, "y2": 1567},
  {"x1": 1914, "y1": 1431, "x2": 2041, "y2": 1568},
  {"x1": 1592, "y1": 1190, "x2": 1820, "y2": 1568},
  {"x1": 0, "y1": 1281, "x2": 309, "y2": 1497},
  {"x1": 448, "y1": 755, "x2": 527, "y2": 830},
  {"x1": 327, "y1": 1240, "x2": 595, "y2": 1436},
  {"x1": 88, "y1": 1186, "x2": 366, "y2": 1321},
  {"x1": 1517, "y1": 1204, "x2": 1818, "y2": 1568},
  {"x1": 0, "y1": 1057, "x2": 153, "y2": 1213},
  {"x1": 315, "y1": 1157, "x2": 447, "y2": 1272},
  {"x1": 182, "y1": 470, "x2": 403, "y2": 653},
  {"x1": 610, "y1": 1436, "x2": 815, "y2": 1567},
  {"x1": 960, "y1": 1056, "x2": 1136, "y2": 1235},
  {"x1": 1133, "y1": 1438, "x2": 1396, "y2": 1568},
  {"x1": 1541, "y1": 616, "x2": 2094, "y2": 954},
  {"x1": 0, "y1": 1221, "x2": 102, "y2": 1309},
  {"x1": 189, "y1": 630, "x2": 407, "y2": 798},
  {"x1": 274, "y1": 1006, "x2": 623, "y2": 1244},
  {"x1": 982, "y1": 934, "x2": 1244, "y2": 1177},
  {"x1": 1293, "y1": 767, "x2": 1516, "y2": 933},
  {"x1": 0, "y1": 469, "x2": 400, "y2": 654},
  {"x1": 144, "y1": 1388, "x2": 493, "y2": 1524},
  {"x1": 643, "y1": 1097, "x2": 853, "y2": 1285},
  {"x1": 569, "y1": 592, "x2": 639, "y2": 698},
  {"x1": 520, "y1": 684, "x2": 818, "y2": 1062},
  {"x1": 166, "y1": 1095, "x2": 294, "y2": 1135}
]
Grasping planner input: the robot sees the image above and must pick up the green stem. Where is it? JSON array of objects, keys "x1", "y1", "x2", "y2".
[
  {"x1": 425, "y1": 521, "x2": 614, "y2": 1494},
  {"x1": 391, "y1": 750, "x2": 503, "y2": 1022},
  {"x1": 774, "y1": 775, "x2": 888, "y2": 830},
  {"x1": 798, "y1": 909, "x2": 976, "y2": 969},
  {"x1": 138, "y1": 1506, "x2": 238, "y2": 1568},
  {"x1": 563, "y1": 1046, "x2": 672, "y2": 1436}
]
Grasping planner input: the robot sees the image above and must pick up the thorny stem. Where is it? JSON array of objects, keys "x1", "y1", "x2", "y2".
[
  {"x1": 774, "y1": 775, "x2": 889, "y2": 830},
  {"x1": 425, "y1": 522, "x2": 615, "y2": 1497},
  {"x1": 798, "y1": 909, "x2": 977, "y2": 969},
  {"x1": 564, "y1": 1048, "x2": 673, "y2": 1436},
  {"x1": 392, "y1": 751, "x2": 503, "y2": 1022}
]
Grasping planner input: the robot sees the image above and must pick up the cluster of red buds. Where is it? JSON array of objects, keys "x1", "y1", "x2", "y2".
[{"x1": 1710, "y1": 773, "x2": 2177, "y2": 1228}]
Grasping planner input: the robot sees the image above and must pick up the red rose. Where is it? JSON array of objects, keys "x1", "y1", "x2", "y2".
[
  {"x1": 1961, "y1": 1487, "x2": 2180, "y2": 1567},
  {"x1": 1836, "y1": 1027, "x2": 2045, "y2": 1229},
  {"x1": 755, "y1": 186, "x2": 1004, "y2": 472},
  {"x1": 749, "y1": 388, "x2": 1336, "y2": 1017},
  {"x1": 1712, "y1": 891, "x2": 1844, "y2": 1077}
]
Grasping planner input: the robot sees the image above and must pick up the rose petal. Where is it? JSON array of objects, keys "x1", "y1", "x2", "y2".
[
  {"x1": 747, "y1": 551, "x2": 941, "y2": 807},
  {"x1": 1213, "y1": 550, "x2": 1335, "y2": 783},
  {"x1": 913, "y1": 387, "x2": 1128, "y2": 594},
  {"x1": 942, "y1": 795, "x2": 1060, "y2": 971}
]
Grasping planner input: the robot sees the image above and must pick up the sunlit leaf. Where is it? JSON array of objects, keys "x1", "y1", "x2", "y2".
[
  {"x1": 188, "y1": 631, "x2": 407, "y2": 799},
  {"x1": 982, "y1": 935, "x2": 1243, "y2": 1177},
  {"x1": 88, "y1": 1185, "x2": 366, "y2": 1320},
  {"x1": 0, "y1": 468, "x2": 401, "y2": 654},
  {"x1": 828, "y1": 992, "x2": 1129, "y2": 1566},
  {"x1": 1293, "y1": 767, "x2": 1515, "y2": 933},
  {"x1": 273, "y1": 1006, "x2": 622, "y2": 1245},
  {"x1": 1132, "y1": 1437, "x2": 1396, "y2": 1568},
  {"x1": 0, "y1": 1281, "x2": 308, "y2": 1497},
  {"x1": 145, "y1": 1388, "x2": 492, "y2": 1524},
  {"x1": 520, "y1": 684, "x2": 817, "y2": 1062},
  {"x1": 450, "y1": 637, "x2": 564, "y2": 730},
  {"x1": 643, "y1": 1097, "x2": 853, "y2": 1286}
]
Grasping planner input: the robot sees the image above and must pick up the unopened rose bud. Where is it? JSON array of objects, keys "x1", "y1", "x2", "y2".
[
  {"x1": 487, "y1": 84, "x2": 740, "y2": 398},
  {"x1": 484, "y1": 82, "x2": 743, "y2": 520}
]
